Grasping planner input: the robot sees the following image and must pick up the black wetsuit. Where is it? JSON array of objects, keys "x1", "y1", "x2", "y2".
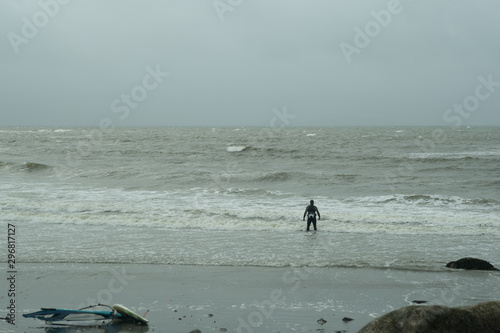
[{"x1": 304, "y1": 204, "x2": 320, "y2": 231}]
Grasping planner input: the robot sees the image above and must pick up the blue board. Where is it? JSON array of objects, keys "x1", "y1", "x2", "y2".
[{"x1": 23, "y1": 306, "x2": 122, "y2": 326}]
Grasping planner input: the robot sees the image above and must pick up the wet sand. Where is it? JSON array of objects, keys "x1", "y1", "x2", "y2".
[{"x1": 6, "y1": 263, "x2": 500, "y2": 332}]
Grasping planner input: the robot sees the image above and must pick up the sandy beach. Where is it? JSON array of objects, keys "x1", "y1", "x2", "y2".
[{"x1": 5, "y1": 263, "x2": 499, "y2": 333}]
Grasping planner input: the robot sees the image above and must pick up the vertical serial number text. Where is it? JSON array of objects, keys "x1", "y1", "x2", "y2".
[{"x1": 7, "y1": 223, "x2": 16, "y2": 325}]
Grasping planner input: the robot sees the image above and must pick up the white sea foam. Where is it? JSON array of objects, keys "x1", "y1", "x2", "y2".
[
  {"x1": 53, "y1": 129, "x2": 73, "y2": 133},
  {"x1": 409, "y1": 151, "x2": 500, "y2": 159},
  {"x1": 4, "y1": 181, "x2": 498, "y2": 238}
]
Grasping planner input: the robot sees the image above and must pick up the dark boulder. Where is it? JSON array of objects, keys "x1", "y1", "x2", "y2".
[
  {"x1": 446, "y1": 257, "x2": 499, "y2": 271},
  {"x1": 358, "y1": 301, "x2": 500, "y2": 333}
]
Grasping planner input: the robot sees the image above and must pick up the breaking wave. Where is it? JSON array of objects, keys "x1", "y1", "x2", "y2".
[
  {"x1": 367, "y1": 194, "x2": 500, "y2": 208},
  {"x1": 0, "y1": 161, "x2": 52, "y2": 172}
]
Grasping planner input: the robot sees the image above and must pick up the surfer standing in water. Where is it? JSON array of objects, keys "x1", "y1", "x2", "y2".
[{"x1": 303, "y1": 200, "x2": 320, "y2": 231}]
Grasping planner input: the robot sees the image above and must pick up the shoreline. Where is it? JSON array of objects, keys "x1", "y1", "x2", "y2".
[{"x1": 7, "y1": 263, "x2": 500, "y2": 332}]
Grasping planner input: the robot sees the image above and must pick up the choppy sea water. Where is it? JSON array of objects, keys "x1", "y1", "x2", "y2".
[{"x1": 1, "y1": 126, "x2": 499, "y2": 271}]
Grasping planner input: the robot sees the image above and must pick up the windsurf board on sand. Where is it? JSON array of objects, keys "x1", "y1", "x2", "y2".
[{"x1": 112, "y1": 304, "x2": 149, "y2": 324}]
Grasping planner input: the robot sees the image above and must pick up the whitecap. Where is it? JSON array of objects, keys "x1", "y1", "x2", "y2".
[{"x1": 227, "y1": 146, "x2": 247, "y2": 152}]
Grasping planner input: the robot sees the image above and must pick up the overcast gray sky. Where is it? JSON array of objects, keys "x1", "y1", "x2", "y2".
[{"x1": 1, "y1": 0, "x2": 499, "y2": 127}]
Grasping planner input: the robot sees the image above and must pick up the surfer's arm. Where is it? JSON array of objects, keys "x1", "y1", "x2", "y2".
[{"x1": 316, "y1": 208, "x2": 320, "y2": 220}]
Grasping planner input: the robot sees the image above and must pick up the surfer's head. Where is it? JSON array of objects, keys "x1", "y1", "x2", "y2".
[{"x1": 310, "y1": 200, "x2": 314, "y2": 205}]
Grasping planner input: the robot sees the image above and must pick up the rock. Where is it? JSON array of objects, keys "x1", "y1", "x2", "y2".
[
  {"x1": 358, "y1": 301, "x2": 500, "y2": 333},
  {"x1": 317, "y1": 318, "x2": 327, "y2": 325},
  {"x1": 342, "y1": 317, "x2": 353, "y2": 322},
  {"x1": 446, "y1": 257, "x2": 499, "y2": 271}
]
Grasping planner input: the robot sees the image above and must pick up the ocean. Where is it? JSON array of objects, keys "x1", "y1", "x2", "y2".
[{"x1": 1, "y1": 126, "x2": 499, "y2": 271}]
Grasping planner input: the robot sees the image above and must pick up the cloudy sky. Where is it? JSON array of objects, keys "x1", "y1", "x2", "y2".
[{"x1": 1, "y1": 0, "x2": 499, "y2": 127}]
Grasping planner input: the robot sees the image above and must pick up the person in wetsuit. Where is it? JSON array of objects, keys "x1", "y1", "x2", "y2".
[{"x1": 303, "y1": 200, "x2": 320, "y2": 231}]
